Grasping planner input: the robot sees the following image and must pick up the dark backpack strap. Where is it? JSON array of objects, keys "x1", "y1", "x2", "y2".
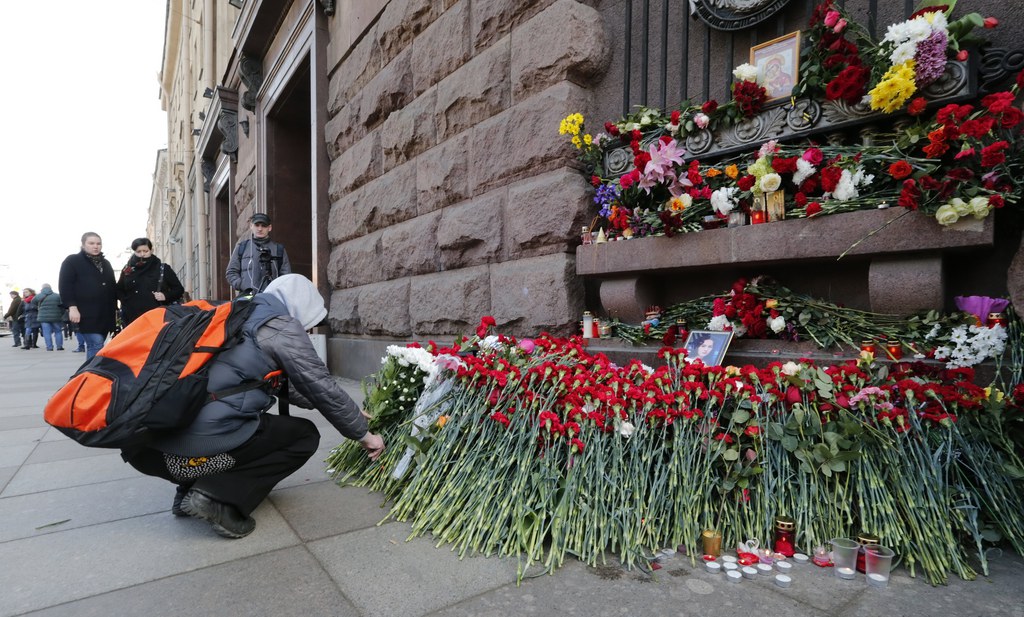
[
  {"x1": 236, "y1": 239, "x2": 250, "y2": 260},
  {"x1": 208, "y1": 379, "x2": 269, "y2": 401}
]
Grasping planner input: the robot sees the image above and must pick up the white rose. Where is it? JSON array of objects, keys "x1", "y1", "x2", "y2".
[
  {"x1": 934, "y1": 203, "x2": 960, "y2": 226},
  {"x1": 768, "y1": 316, "x2": 786, "y2": 333},
  {"x1": 781, "y1": 361, "x2": 800, "y2": 376},
  {"x1": 733, "y1": 63, "x2": 759, "y2": 83},
  {"x1": 760, "y1": 173, "x2": 782, "y2": 193},
  {"x1": 949, "y1": 197, "x2": 970, "y2": 217},
  {"x1": 968, "y1": 196, "x2": 990, "y2": 219}
]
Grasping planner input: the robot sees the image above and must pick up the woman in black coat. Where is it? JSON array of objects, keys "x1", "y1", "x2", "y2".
[
  {"x1": 116, "y1": 237, "x2": 186, "y2": 325},
  {"x1": 59, "y1": 232, "x2": 117, "y2": 360}
]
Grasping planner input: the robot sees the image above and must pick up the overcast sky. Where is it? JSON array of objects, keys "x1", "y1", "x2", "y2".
[{"x1": 0, "y1": 2, "x2": 168, "y2": 302}]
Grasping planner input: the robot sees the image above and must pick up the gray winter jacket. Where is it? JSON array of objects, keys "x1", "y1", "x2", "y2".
[
  {"x1": 152, "y1": 294, "x2": 367, "y2": 456},
  {"x1": 35, "y1": 288, "x2": 64, "y2": 323}
]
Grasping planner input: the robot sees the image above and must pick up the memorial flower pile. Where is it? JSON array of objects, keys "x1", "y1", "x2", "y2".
[
  {"x1": 328, "y1": 317, "x2": 1024, "y2": 585},
  {"x1": 560, "y1": 3, "x2": 1022, "y2": 237}
]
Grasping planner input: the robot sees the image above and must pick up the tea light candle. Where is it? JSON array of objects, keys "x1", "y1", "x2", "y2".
[
  {"x1": 705, "y1": 561, "x2": 721, "y2": 574},
  {"x1": 775, "y1": 574, "x2": 792, "y2": 588},
  {"x1": 723, "y1": 562, "x2": 739, "y2": 572},
  {"x1": 835, "y1": 566, "x2": 856, "y2": 579},
  {"x1": 742, "y1": 566, "x2": 758, "y2": 579},
  {"x1": 726, "y1": 570, "x2": 743, "y2": 583},
  {"x1": 757, "y1": 563, "x2": 773, "y2": 575},
  {"x1": 758, "y1": 549, "x2": 775, "y2": 565},
  {"x1": 867, "y1": 573, "x2": 889, "y2": 588},
  {"x1": 793, "y1": 553, "x2": 809, "y2": 564},
  {"x1": 721, "y1": 555, "x2": 737, "y2": 564},
  {"x1": 776, "y1": 561, "x2": 793, "y2": 573}
]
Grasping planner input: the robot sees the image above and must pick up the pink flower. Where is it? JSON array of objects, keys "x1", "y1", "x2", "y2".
[
  {"x1": 823, "y1": 10, "x2": 840, "y2": 27},
  {"x1": 833, "y1": 18, "x2": 847, "y2": 33},
  {"x1": 694, "y1": 112, "x2": 710, "y2": 129},
  {"x1": 519, "y1": 339, "x2": 536, "y2": 354}
]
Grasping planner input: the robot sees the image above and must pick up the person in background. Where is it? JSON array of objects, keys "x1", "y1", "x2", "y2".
[
  {"x1": 34, "y1": 284, "x2": 65, "y2": 351},
  {"x1": 123, "y1": 274, "x2": 383, "y2": 539},
  {"x1": 116, "y1": 237, "x2": 186, "y2": 325},
  {"x1": 59, "y1": 232, "x2": 117, "y2": 360},
  {"x1": 226, "y1": 213, "x2": 292, "y2": 295},
  {"x1": 21, "y1": 288, "x2": 39, "y2": 350},
  {"x1": 4, "y1": 290, "x2": 23, "y2": 348}
]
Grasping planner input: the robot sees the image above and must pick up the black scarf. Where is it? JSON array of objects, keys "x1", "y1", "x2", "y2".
[
  {"x1": 87, "y1": 252, "x2": 106, "y2": 273},
  {"x1": 121, "y1": 255, "x2": 154, "y2": 278}
]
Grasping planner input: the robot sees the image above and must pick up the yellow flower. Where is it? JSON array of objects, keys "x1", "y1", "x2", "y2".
[
  {"x1": 705, "y1": 168, "x2": 722, "y2": 178},
  {"x1": 667, "y1": 194, "x2": 692, "y2": 211},
  {"x1": 765, "y1": 299, "x2": 778, "y2": 309},
  {"x1": 984, "y1": 387, "x2": 1004, "y2": 402},
  {"x1": 583, "y1": 133, "x2": 593, "y2": 145},
  {"x1": 725, "y1": 164, "x2": 739, "y2": 179},
  {"x1": 869, "y1": 61, "x2": 917, "y2": 114},
  {"x1": 571, "y1": 135, "x2": 582, "y2": 148}
]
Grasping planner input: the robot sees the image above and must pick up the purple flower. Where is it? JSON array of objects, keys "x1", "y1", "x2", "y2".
[
  {"x1": 594, "y1": 183, "x2": 619, "y2": 217},
  {"x1": 914, "y1": 29, "x2": 948, "y2": 87}
]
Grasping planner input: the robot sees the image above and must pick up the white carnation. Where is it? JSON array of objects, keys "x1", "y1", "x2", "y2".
[
  {"x1": 711, "y1": 187, "x2": 738, "y2": 215},
  {"x1": 707, "y1": 315, "x2": 731, "y2": 331},
  {"x1": 792, "y1": 158, "x2": 816, "y2": 185}
]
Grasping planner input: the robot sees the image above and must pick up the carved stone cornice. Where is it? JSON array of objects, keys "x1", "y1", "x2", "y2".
[
  {"x1": 692, "y1": 0, "x2": 795, "y2": 32},
  {"x1": 218, "y1": 108, "x2": 239, "y2": 162}
]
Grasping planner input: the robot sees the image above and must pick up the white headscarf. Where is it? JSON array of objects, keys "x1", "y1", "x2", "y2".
[{"x1": 262, "y1": 274, "x2": 328, "y2": 330}]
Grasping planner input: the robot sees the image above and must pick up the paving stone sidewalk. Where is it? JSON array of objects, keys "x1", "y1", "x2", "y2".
[{"x1": 1, "y1": 340, "x2": 1022, "y2": 617}]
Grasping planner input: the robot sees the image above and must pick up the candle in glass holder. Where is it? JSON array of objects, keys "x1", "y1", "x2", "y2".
[
  {"x1": 582, "y1": 311, "x2": 594, "y2": 339},
  {"x1": 581, "y1": 226, "x2": 592, "y2": 245},
  {"x1": 835, "y1": 566, "x2": 856, "y2": 579},
  {"x1": 987, "y1": 312, "x2": 1007, "y2": 328},
  {"x1": 860, "y1": 340, "x2": 877, "y2": 354},
  {"x1": 856, "y1": 533, "x2": 880, "y2": 573},
  {"x1": 750, "y1": 209, "x2": 766, "y2": 224},
  {"x1": 886, "y1": 340, "x2": 902, "y2": 360}
]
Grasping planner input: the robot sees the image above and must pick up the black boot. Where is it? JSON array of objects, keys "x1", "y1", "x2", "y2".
[
  {"x1": 171, "y1": 484, "x2": 192, "y2": 517},
  {"x1": 179, "y1": 489, "x2": 256, "y2": 538}
]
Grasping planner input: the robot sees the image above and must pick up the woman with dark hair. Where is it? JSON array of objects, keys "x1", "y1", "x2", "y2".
[
  {"x1": 20, "y1": 288, "x2": 39, "y2": 349},
  {"x1": 686, "y1": 333, "x2": 718, "y2": 364},
  {"x1": 116, "y1": 237, "x2": 186, "y2": 325},
  {"x1": 59, "y1": 232, "x2": 118, "y2": 360}
]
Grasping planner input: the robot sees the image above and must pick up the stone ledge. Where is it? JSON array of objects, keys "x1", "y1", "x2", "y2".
[{"x1": 576, "y1": 208, "x2": 994, "y2": 276}]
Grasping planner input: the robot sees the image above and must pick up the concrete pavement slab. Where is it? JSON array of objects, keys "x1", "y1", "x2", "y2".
[
  {"x1": 0, "y1": 427, "x2": 47, "y2": 447},
  {"x1": 23, "y1": 439, "x2": 109, "y2": 465},
  {"x1": 308, "y1": 523, "x2": 519, "y2": 617},
  {"x1": 0, "y1": 444, "x2": 34, "y2": 468},
  {"x1": 0, "y1": 475, "x2": 171, "y2": 543},
  {"x1": 22, "y1": 546, "x2": 359, "y2": 617},
  {"x1": 274, "y1": 445, "x2": 344, "y2": 490},
  {"x1": 0, "y1": 466, "x2": 14, "y2": 493},
  {"x1": 0, "y1": 414, "x2": 47, "y2": 431},
  {"x1": 269, "y1": 482, "x2": 391, "y2": 541},
  {"x1": 0, "y1": 502, "x2": 300, "y2": 617},
  {"x1": 1, "y1": 452, "x2": 139, "y2": 497}
]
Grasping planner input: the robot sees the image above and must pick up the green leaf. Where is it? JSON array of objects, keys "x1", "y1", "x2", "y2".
[
  {"x1": 782, "y1": 435, "x2": 799, "y2": 452},
  {"x1": 822, "y1": 431, "x2": 842, "y2": 447},
  {"x1": 828, "y1": 459, "x2": 847, "y2": 472},
  {"x1": 833, "y1": 451, "x2": 861, "y2": 462},
  {"x1": 732, "y1": 409, "x2": 751, "y2": 424},
  {"x1": 723, "y1": 448, "x2": 740, "y2": 461},
  {"x1": 981, "y1": 528, "x2": 1003, "y2": 542},
  {"x1": 765, "y1": 422, "x2": 785, "y2": 440},
  {"x1": 799, "y1": 310, "x2": 812, "y2": 326}
]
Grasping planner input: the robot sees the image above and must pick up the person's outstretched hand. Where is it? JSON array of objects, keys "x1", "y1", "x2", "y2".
[{"x1": 359, "y1": 432, "x2": 385, "y2": 461}]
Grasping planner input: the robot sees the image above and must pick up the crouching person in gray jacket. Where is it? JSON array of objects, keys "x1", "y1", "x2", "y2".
[{"x1": 123, "y1": 274, "x2": 385, "y2": 538}]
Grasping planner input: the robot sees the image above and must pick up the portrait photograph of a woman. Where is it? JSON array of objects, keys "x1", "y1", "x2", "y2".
[{"x1": 683, "y1": 330, "x2": 734, "y2": 367}]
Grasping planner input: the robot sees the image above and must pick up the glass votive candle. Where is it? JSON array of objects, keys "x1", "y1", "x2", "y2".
[
  {"x1": 987, "y1": 312, "x2": 1007, "y2": 328},
  {"x1": 750, "y1": 209, "x2": 766, "y2": 224},
  {"x1": 865, "y1": 545, "x2": 896, "y2": 588},
  {"x1": 831, "y1": 538, "x2": 860, "y2": 579},
  {"x1": 727, "y1": 211, "x2": 747, "y2": 227},
  {"x1": 886, "y1": 340, "x2": 902, "y2": 360},
  {"x1": 860, "y1": 340, "x2": 877, "y2": 354}
]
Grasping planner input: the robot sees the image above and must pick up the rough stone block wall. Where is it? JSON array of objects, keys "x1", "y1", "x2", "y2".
[{"x1": 325, "y1": 0, "x2": 609, "y2": 338}]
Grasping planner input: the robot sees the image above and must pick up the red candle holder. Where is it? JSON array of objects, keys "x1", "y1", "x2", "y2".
[
  {"x1": 750, "y1": 210, "x2": 766, "y2": 224},
  {"x1": 885, "y1": 340, "x2": 902, "y2": 360},
  {"x1": 860, "y1": 340, "x2": 877, "y2": 354}
]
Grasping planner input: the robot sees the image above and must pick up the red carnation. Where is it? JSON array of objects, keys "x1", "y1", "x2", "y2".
[
  {"x1": 1000, "y1": 107, "x2": 1023, "y2": 129},
  {"x1": 476, "y1": 315, "x2": 497, "y2": 338},
  {"x1": 737, "y1": 175, "x2": 756, "y2": 191},
  {"x1": 820, "y1": 166, "x2": 843, "y2": 192},
  {"x1": 794, "y1": 192, "x2": 808, "y2": 207},
  {"x1": 771, "y1": 156, "x2": 798, "y2": 175},
  {"x1": 898, "y1": 179, "x2": 920, "y2": 210},
  {"x1": 806, "y1": 202, "x2": 822, "y2": 217},
  {"x1": 888, "y1": 160, "x2": 913, "y2": 180},
  {"x1": 989, "y1": 194, "x2": 1006, "y2": 209},
  {"x1": 604, "y1": 121, "x2": 619, "y2": 136},
  {"x1": 591, "y1": 175, "x2": 601, "y2": 187},
  {"x1": 981, "y1": 141, "x2": 1010, "y2": 167},
  {"x1": 631, "y1": 129, "x2": 642, "y2": 140},
  {"x1": 982, "y1": 91, "x2": 1015, "y2": 114},
  {"x1": 1017, "y1": 69, "x2": 1024, "y2": 91}
]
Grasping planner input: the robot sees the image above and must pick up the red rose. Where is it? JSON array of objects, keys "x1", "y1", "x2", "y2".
[
  {"x1": 670, "y1": 110, "x2": 681, "y2": 124},
  {"x1": 785, "y1": 386, "x2": 802, "y2": 405},
  {"x1": 802, "y1": 147, "x2": 824, "y2": 166},
  {"x1": 888, "y1": 160, "x2": 913, "y2": 180},
  {"x1": 737, "y1": 175, "x2": 756, "y2": 191},
  {"x1": 702, "y1": 100, "x2": 718, "y2": 114},
  {"x1": 989, "y1": 194, "x2": 1006, "y2": 209},
  {"x1": 604, "y1": 121, "x2": 619, "y2": 136},
  {"x1": 744, "y1": 425, "x2": 761, "y2": 437},
  {"x1": 907, "y1": 97, "x2": 927, "y2": 116},
  {"x1": 806, "y1": 202, "x2": 822, "y2": 216},
  {"x1": 898, "y1": 179, "x2": 920, "y2": 210}
]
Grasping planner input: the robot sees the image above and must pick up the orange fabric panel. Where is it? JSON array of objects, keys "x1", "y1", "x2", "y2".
[
  {"x1": 43, "y1": 373, "x2": 113, "y2": 431},
  {"x1": 180, "y1": 303, "x2": 233, "y2": 377},
  {"x1": 96, "y1": 308, "x2": 169, "y2": 377}
]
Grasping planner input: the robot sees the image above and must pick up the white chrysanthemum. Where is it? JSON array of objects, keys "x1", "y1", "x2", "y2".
[
  {"x1": 478, "y1": 335, "x2": 503, "y2": 350},
  {"x1": 619, "y1": 420, "x2": 636, "y2": 439},
  {"x1": 768, "y1": 316, "x2": 786, "y2": 333},
  {"x1": 711, "y1": 187, "x2": 738, "y2": 215},
  {"x1": 760, "y1": 173, "x2": 782, "y2": 193},
  {"x1": 889, "y1": 40, "x2": 918, "y2": 66},
  {"x1": 793, "y1": 158, "x2": 816, "y2": 185}
]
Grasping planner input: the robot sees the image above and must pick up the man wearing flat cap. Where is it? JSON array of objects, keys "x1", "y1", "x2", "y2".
[{"x1": 226, "y1": 212, "x2": 292, "y2": 295}]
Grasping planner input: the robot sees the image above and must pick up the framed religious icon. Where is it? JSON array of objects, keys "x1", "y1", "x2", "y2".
[
  {"x1": 683, "y1": 330, "x2": 734, "y2": 367},
  {"x1": 751, "y1": 31, "x2": 801, "y2": 103}
]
